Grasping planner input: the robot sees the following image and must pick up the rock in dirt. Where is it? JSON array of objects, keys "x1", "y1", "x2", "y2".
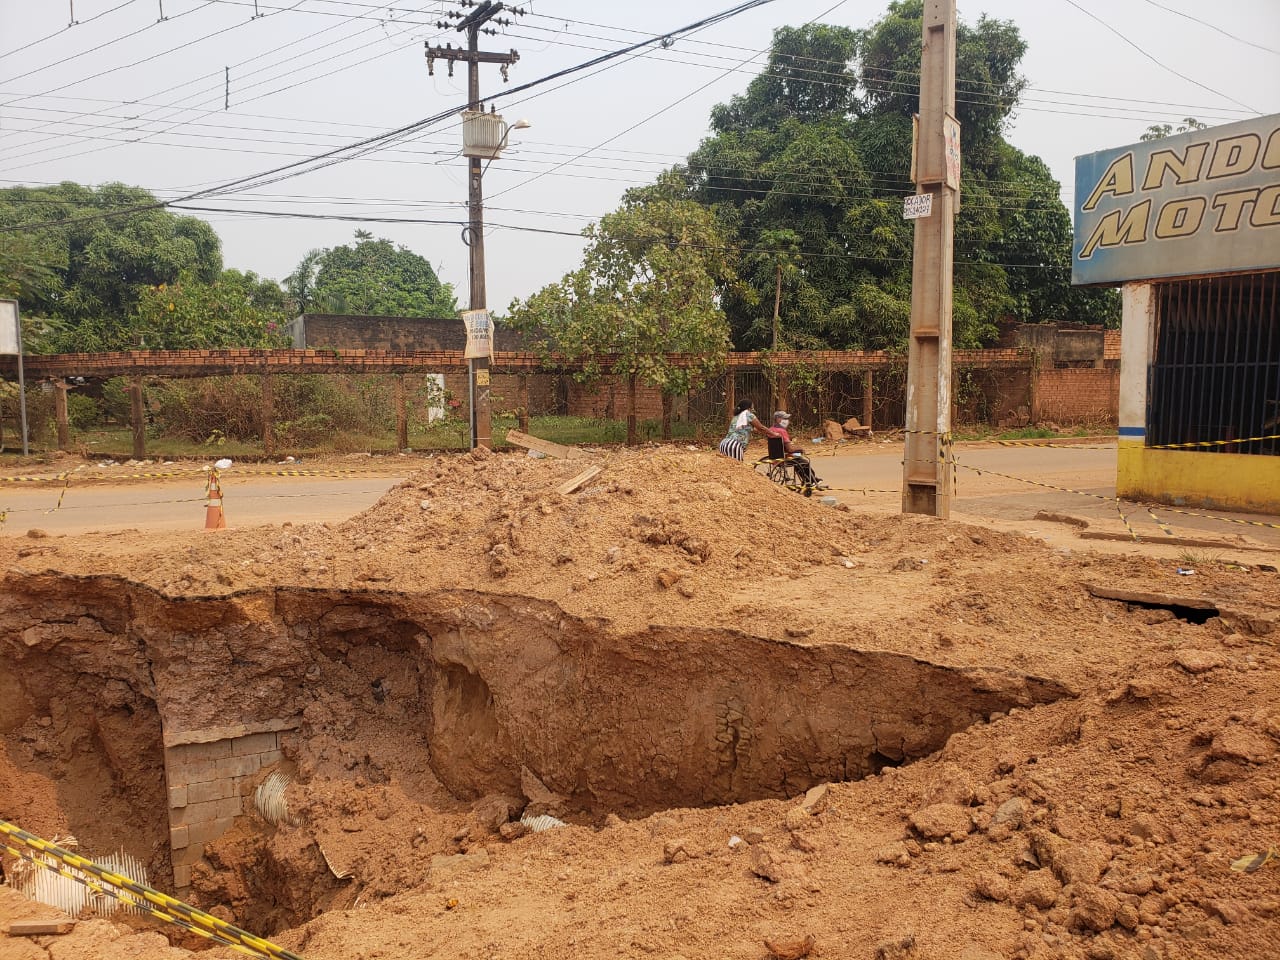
[
  {"x1": 874, "y1": 933, "x2": 917, "y2": 959},
  {"x1": 991, "y1": 796, "x2": 1028, "y2": 829},
  {"x1": 499, "y1": 821, "x2": 530, "y2": 842},
  {"x1": 471, "y1": 793, "x2": 521, "y2": 832},
  {"x1": 750, "y1": 846, "x2": 804, "y2": 883},
  {"x1": 923, "y1": 762, "x2": 979, "y2": 807},
  {"x1": 520, "y1": 766, "x2": 567, "y2": 818},
  {"x1": 1210, "y1": 726, "x2": 1275, "y2": 764},
  {"x1": 875, "y1": 843, "x2": 912, "y2": 867},
  {"x1": 784, "y1": 806, "x2": 812, "y2": 832},
  {"x1": 799, "y1": 783, "x2": 830, "y2": 814},
  {"x1": 909, "y1": 803, "x2": 973, "y2": 840},
  {"x1": 973, "y1": 871, "x2": 1013, "y2": 902},
  {"x1": 1030, "y1": 829, "x2": 1111, "y2": 886},
  {"x1": 822, "y1": 420, "x2": 843, "y2": 441},
  {"x1": 1174, "y1": 649, "x2": 1226, "y2": 674},
  {"x1": 1017, "y1": 870, "x2": 1062, "y2": 909},
  {"x1": 765, "y1": 933, "x2": 817, "y2": 960},
  {"x1": 1204, "y1": 899, "x2": 1250, "y2": 924},
  {"x1": 1070, "y1": 884, "x2": 1120, "y2": 932},
  {"x1": 25, "y1": 528, "x2": 48, "y2": 539},
  {"x1": 663, "y1": 838, "x2": 692, "y2": 864}
]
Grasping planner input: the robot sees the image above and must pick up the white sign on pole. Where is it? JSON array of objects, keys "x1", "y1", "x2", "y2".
[
  {"x1": 462, "y1": 309, "x2": 492, "y2": 359},
  {"x1": 0, "y1": 299, "x2": 18, "y2": 355},
  {"x1": 903, "y1": 194, "x2": 934, "y2": 220}
]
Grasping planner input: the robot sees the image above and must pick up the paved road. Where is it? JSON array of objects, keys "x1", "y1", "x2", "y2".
[
  {"x1": 0, "y1": 474, "x2": 399, "y2": 536},
  {"x1": 1, "y1": 445, "x2": 1276, "y2": 552}
]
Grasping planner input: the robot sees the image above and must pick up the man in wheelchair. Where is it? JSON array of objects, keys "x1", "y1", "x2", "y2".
[{"x1": 758, "y1": 410, "x2": 823, "y2": 491}]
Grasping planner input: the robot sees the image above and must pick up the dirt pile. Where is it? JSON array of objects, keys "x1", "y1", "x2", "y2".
[{"x1": 1, "y1": 447, "x2": 1278, "y2": 960}]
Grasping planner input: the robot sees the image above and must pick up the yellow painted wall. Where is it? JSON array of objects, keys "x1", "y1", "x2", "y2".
[{"x1": 1117, "y1": 441, "x2": 1280, "y2": 514}]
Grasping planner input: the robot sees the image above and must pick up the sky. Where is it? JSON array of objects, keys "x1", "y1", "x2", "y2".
[{"x1": 1, "y1": 0, "x2": 1278, "y2": 312}]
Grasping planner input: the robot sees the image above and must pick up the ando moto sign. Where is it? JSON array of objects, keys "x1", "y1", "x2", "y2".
[{"x1": 1073, "y1": 114, "x2": 1280, "y2": 285}]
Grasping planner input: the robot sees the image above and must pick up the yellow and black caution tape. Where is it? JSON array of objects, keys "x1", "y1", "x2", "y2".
[
  {"x1": 0, "y1": 819, "x2": 305, "y2": 960},
  {"x1": 985, "y1": 439, "x2": 1114, "y2": 449},
  {"x1": 45, "y1": 472, "x2": 73, "y2": 515},
  {"x1": 952, "y1": 457, "x2": 1143, "y2": 541},
  {"x1": 1147, "y1": 432, "x2": 1280, "y2": 451},
  {"x1": 1146, "y1": 504, "x2": 1176, "y2": 538},
  {"x1": 1150, "y1": 503, "x2": 1280, "y2": 532}
]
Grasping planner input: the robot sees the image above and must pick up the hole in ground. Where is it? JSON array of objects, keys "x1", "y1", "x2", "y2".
[{"x1": 2, "y1": 574, "x2": 1074, "y2": 938}]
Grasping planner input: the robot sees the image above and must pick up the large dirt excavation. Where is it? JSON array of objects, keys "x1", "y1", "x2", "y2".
[{"x1": 1, "y1": 447, "x2": 1278, "y2": 960}]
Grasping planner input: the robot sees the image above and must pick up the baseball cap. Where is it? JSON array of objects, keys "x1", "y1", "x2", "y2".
[{"x1": 773, "y1": 410, "x2": 791, "y2": 420}]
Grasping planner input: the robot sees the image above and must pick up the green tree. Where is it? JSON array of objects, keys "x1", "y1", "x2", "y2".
[
  {"x1": 123, "y1": 269, "x2": 290, "y2": 350},
  {"x1": 1139, "y1": 117, "x2": 1207, "y2": 141},
  {"x1": 683, "y1": 4, "x2": 1119, "y2": 349},
  {"x1": 0, "y1": 183, "x2": 222, "y2": 342},
  {"x1": 286, "y1": 232, "x2": 457, "y2": 317},
  {"x1": 508, "y1": 173, "x2": 734, "y2": 443}
]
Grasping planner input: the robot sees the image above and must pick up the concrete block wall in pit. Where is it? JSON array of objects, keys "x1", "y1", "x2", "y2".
[{"x1": 165, "y1": 720, "x2": 296, "y2": 889}]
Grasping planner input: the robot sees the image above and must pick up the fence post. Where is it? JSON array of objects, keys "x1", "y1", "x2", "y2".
[
  {"x1": 394, "y1": 374, "x2": 408, "y2": 450},
  {"x1": 129, "y1": 377, "x2": 145, "y2": 459},
  {"x1": 1029, "y1": 351, "x2": 1041, "y2": 426},
  {"x1": 261, "y1": 372, "x2": 275, "y2": 457},
  {"x1": 862, "y1": 370, "x2": 873, "y2": 430},
  {"x1": 54, "y1": 379, "x2": 70, "y2": 450},
  {"x1": 519, "y1": 373, "x2": 530, "y2": 433},
  {"x1": 725, "y1": 370, "x2": 735, "y2": 423},
  {"x1": 661, "y1": 391, "x2": 672, "y2": 441},
  {"x1": 626, "y1": 374, "x2": 638, "y2": 446}
]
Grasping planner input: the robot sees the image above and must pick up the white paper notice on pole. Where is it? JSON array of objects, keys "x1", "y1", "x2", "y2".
[
  {"x1": 462, "y1": 309, "x2": 492, "y2": 359},
  {"x1": 0, "y1": 300, "x2": 19, "y2": 355},
  {"x1": 903, "y1": 194, "x2": 933, "y2": 220}
]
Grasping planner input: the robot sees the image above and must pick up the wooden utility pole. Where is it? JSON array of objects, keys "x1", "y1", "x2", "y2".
[
  {"x1": 427, "y1": 1, "x2": 521, "y2": 450},
  {"x1": 902, "y1": 0, "x2": 959, "y2": 518}
]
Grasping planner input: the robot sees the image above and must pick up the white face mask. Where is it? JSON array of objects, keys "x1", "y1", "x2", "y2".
[{"x1": 779, "y1": 419, "x2": 790, "y2": 428}]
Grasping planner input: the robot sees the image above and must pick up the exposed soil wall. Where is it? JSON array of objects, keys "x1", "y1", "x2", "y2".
[{"x1": 3, "y1": 575, "x2": 1071, "y2": 821}]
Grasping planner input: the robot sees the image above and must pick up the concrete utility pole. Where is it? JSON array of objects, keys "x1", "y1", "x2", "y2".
[
  {"x1": 427, "y1": 1, "x2": 521, "y2": 450},
  {"x1": 902, "y1": 0, "x2": 959, "y2": 518}
]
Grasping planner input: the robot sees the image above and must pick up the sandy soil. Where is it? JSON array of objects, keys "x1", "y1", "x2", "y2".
[{"x1": 1, "y1": 444, "x2": 1278, "y2": 960}]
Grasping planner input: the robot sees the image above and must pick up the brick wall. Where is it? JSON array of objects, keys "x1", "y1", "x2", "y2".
[
  {"x1": 1034, "y1": 367, "x2": 1120, "y2": 424},
  {"x1": 564, "y1": 377, "x2": 690, "y2": 422},
  {"x1": 165, "y1": 721, "x2": 295, "y2": 889}
]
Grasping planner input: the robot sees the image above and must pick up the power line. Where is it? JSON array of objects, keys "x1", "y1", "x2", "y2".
[
  {"x1": 1057, "y1": 0, "x2": 1260, "y2": 113},
  {"x1": 0, "y1": 0, "x2": 786, "y2": 234},
  {"x1": 0, "y1": 0, "x2": 143, "y2": 60},
  {"x1": 165, "y1": 201, "x2": 1075, "y2": 272},
  {"x1": 1136, "y1": 0, "x2": 1280, "y2": 57}
]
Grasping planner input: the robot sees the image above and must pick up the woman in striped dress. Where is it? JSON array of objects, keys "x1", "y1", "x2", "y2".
[{"x1": 718, "y1": 399, "x2": 775, "y2": 461}]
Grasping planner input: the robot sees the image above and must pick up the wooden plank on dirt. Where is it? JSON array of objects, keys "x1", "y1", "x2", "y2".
[
  {"x1": 8, "y1": 919, "x2": 76, "y2": 936},
  {"x1": 1086, "y1": 584, "x2": 1217, "y2": 609},
  {"x1": 556, "y1": 466, "x2": 602, "y2": 496},
  {"x1": 505, "y1": 430, "x2": 594, "y2": 461}
]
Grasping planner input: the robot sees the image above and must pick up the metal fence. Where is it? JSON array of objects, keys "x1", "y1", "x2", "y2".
[{"x1": 1148, "y1": 271, "x2": 1279, "y2": 456}]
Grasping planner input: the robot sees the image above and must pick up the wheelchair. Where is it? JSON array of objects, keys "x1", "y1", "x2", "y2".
[{"x1": 755, "y1": 436, "x2": 823, "y2": 496}]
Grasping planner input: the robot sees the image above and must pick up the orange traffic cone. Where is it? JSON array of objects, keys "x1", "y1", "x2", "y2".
[{"x1": 205, "y1": 469, "x2": 227, "y2": 531}]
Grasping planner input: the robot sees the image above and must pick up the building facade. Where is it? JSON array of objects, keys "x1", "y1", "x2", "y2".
[{"x1": 1074, "y1": 114, "x2": 1280, "y2": 512}]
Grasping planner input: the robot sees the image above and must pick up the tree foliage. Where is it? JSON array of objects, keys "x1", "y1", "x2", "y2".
[
  {"x1": 0, "y1": 182, "x2": 222, "y2": 324},
  {"x1": 1140, "y1": 117, "x2": 1207, "y2": 142},
  {"x1": 681, "y1": 5, "x2": 1118, "y2": 351},
  {"x1": 507, "y1": 172, "x2": 733, "y2": 395},
  {"x1": 285, "y1": 232, "x2": 457, "y2": 317},
  {"x1": 124, "y1": 269, "x2": 290, "y2": 350}
]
